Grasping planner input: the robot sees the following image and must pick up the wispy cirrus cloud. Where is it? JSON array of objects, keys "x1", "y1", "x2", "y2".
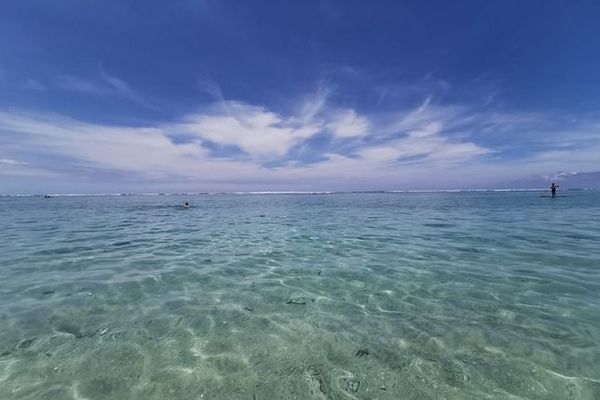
[
  {"x1": 99, "y1": 68, "x2": 156, "y2": 109},
  {"x1": 196, "y1": 76, "x2": 226, "y2": 102},
  {"x1": 21, "y1": 79, "x2": 46, "y2": 91},
  {"x1": 56, "y1": 75, "x2": 108, "y2": 96},
  {"x1": 0, "y1": 156, "x2": 60, "y2": 180},
  {"x1": 0, "y1": 158, "x2": 30, "y2": 166},
  {"x1": 55, "y1": 69, "x2": 156, "y2": 109},
  {"x1": 0, "y1": 111, "x2": 208, "y2": 178}
]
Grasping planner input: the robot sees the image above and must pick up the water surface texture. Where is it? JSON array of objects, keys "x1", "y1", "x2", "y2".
[{"x1": 1, "y1": 192, "x2": 599, "y2": 399}]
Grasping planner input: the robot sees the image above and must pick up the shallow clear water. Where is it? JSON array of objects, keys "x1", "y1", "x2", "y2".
[{"x1": 1, "y1": 192, "x2": 599, "y2": 400}]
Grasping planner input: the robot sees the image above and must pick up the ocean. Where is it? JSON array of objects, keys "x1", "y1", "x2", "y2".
[{"x1": 0, "y1": 191, "x2": 599, "y2": 399}]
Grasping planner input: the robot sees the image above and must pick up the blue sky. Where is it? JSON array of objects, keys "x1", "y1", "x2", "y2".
[{"x1": 1, "y1": 0, "x2": 600, "y2": 193}]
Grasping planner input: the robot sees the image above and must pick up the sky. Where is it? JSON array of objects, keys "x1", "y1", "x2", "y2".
[{"x1": 1, "y1": 0, "x2": 600, "y2": 194}]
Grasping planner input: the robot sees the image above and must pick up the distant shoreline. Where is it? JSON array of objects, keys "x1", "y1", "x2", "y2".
[{"x1": 1, "y1": 188, "x2": 594, "y2": 197}]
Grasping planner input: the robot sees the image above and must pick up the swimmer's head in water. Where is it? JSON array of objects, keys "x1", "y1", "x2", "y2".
[{"x1": 183, "y1": 202, "x2": 189, "y2": 207}]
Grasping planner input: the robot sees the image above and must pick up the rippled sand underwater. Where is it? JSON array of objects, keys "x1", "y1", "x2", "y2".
[{"x1": 1, "y1": 192, "x2": 599, "y2": 399}]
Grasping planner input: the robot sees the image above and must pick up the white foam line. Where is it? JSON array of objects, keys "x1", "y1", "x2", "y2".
[{"x1": 545, "y1": 368, "x2": 600, "y2": 383}]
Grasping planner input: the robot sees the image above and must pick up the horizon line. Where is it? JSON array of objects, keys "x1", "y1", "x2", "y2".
[{"x1": 1, "y1": 188, "x2": 594, "y2": 197}]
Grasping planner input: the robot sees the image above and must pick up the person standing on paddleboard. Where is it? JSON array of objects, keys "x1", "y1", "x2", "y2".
[{"x1": 551, "y1": 182, "x2": 559, "y2": 197}]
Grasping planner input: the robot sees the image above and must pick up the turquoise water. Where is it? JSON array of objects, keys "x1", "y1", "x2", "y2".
[{"x1": 1, "y1": 191, "x2": 599, "y2": 400}]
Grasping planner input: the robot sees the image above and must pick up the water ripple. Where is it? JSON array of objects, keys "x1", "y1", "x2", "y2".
[{"x1": 0, "y1": 192, "x2": 599, "y2": 399}]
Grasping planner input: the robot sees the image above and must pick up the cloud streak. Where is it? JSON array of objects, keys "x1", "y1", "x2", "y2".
[
  {"x1": 0, "y1": 158, "x2": 29, "y2": 166},
  {"x1": 55, "y1": 70, "x2": 156, "y2": 109},
  {"x1": 21, "y1": 79, "x2": 45, "y2": 91}
]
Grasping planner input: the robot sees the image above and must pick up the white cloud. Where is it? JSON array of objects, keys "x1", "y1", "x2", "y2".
[
  {"x1": 326, "y1": 109, "x2": 369, "y2": 138},
  {"x1": 3, "y1": 91, "x2": 596, "y2": 191},
  {"x1": 0, "y1": 102, "x2": 491, "y2": 189},
  {"x1": 175, "y1": 101, "x2": 322, "y2": 160},
  {"x1": 407, "y1": 121, "x2": 442, "y2": 138},
  {"x1": 0, "y1": 111, "x2": 208, "y2": 178}
]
